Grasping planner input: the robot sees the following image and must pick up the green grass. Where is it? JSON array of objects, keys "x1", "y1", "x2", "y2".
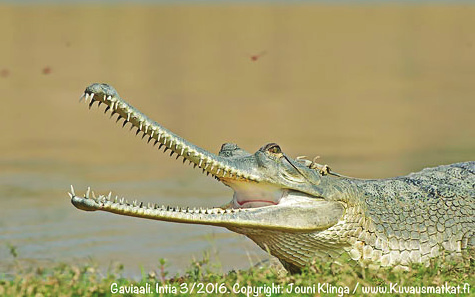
[{"x1": 1, "y1": 254, "x2": 474, "y2": 296}]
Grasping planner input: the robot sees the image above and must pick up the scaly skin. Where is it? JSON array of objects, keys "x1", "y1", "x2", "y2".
[{"x1": 70, "y1": 83, "x2": 475, "y2": 273}]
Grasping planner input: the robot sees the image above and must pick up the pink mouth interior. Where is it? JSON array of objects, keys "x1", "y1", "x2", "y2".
[
  {"x1": 222, "y1": 178, "x2": 283, "y2": 209},
  {"x1": 236, "y1": 200, "x2": 278, "y2": 208}
]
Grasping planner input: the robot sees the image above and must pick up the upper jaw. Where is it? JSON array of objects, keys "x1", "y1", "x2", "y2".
[
  {"x1": 81, "y1": 83, "x2": 327, "y2": 192},
  {"x1": 81, "y1": 83, "x2": 259, "y2": 182}
]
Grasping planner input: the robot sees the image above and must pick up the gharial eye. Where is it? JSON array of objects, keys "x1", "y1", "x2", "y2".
[{"x1": 266, "y1": 143, "x2": 282, "y2": 154}]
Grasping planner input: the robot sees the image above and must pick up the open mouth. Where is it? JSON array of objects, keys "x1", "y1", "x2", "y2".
[
  {"x1": 222, "y1": 179, "x2": 323, "y2": 209},
  {"x1": 79, "y1": 85, "x2": 317, "y2": 209},
  {"x1": 73, "y1": 84, "x2": 329, "y2": 214},
  {"x1": 220, "y1": 178, "x2": 284, "y2": 209},
  {"x1": 70, "y1": 83, "x2": 346, "y2": 233}
]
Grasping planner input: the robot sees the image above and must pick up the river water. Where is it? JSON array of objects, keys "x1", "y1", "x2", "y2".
[{"x1": 0, "y1": 4, "x2": 474, "y2": 277}]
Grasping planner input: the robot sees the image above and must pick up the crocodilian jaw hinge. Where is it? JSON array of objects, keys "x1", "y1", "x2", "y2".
[{"x1": 80, "y1": 86, "x2": 258, "y2": 182}]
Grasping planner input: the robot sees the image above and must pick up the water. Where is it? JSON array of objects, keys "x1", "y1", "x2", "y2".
[{"x1": 0, "y1": 4, "x2": 474, "y2": 277}]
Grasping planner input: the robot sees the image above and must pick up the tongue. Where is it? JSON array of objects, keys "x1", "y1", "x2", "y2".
[{"x1": 236, "y1": 200, "x2": 277, "y2": 208}]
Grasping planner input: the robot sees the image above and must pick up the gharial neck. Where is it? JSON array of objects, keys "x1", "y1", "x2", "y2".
[{"x1": 317, "y1": 174, "x2": 364, "y2": 206}]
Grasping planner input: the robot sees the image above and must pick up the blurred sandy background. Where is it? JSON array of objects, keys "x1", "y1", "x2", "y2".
[{"x1": 0, "y1": 3, "x2": 474, "y2": 277}]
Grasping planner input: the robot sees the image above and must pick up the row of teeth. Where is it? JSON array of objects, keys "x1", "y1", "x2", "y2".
[
  {"x1": 80, "y1": 91, "x2": 258, "y2": 181},
  {"x1": 69, "y1": 186, "x2": 244, "y2": 214}
]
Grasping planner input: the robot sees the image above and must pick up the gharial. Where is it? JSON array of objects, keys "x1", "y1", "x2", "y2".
[{"x1": 70, "y1": 83, "x2": 474, "y2": 273}]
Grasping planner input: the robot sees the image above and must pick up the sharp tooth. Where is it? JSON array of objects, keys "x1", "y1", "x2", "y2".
[
  {"x1": 103, "y1": 95, "x2": 106, "y2": 100},
  {"x1": 151, "y1": 130, "x2": 154, "y2": 138},
  {"x1": 84, "y1": 93, "x2": 90, "y2": 103},
  {"x1": 222, "y1": 170, "x2": 227, "y2": 177},
  {"x1": 139, "y1": 122, "x2": 143, "y2": 130},
  {"x1": 68, "y1": 192, "x2": 72, "y2": 198},
  {"x1": 90, "y1": 93, "x2": 94, "y2": 101},
  {"x1": 127, "y1": 112, "x2": 131, "y2": 121},
  {"x1": 144, "y1": 125, "x2": 148, "y2": 134},
  {"x1": 107, "y1": 95, "x2": 112, "y2": 101},
  {"x1": 108, "y1": 192, "x2": 112, "y2": 200},
  {"x1": 216, "y1": 168, "x2": 221, "y2": 175},
  {"x1": 157, "y1": 134, "x2": 161, "y2": 142},
  {"x1": 70, "y1": 185, "x2": 76, "y2": 196},
  {"x1": 199, "y1": 159, "x2": 203, "y2": 167},
  {"x1": 79, "y1": 93, "x2": 85, "y2": 102},
  {"x1": 85, "y1": 187, "x2": 91, "y2": 198},
  {"x1": 120, "y1": 197, "x2": 124, "y2": 204},
  {"x1": 180, "y1": 148, "x2": 185, "y2": 156}
]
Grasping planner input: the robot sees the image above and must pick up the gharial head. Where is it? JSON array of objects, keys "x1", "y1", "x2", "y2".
[
  {"x1": 71, "y1": 83, "x2": 347, "y2": 233},
  {"x1": 216, "y1": 142, "x2": 328, "y2": 208}
]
